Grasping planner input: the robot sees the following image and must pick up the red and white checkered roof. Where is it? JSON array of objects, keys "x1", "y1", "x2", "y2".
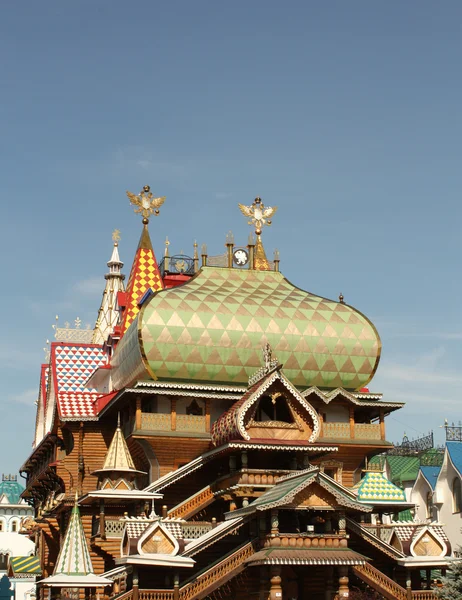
[{"x1": 51, "y1": 343, "x2": 107, "y2": 420}]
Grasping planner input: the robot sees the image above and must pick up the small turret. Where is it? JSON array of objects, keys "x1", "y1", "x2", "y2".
[{"x1": 92, "y1": 230, "x2": 126, "y2": 344}]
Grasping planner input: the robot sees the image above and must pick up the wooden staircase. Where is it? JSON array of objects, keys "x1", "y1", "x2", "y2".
[
  {"x1": 168, "y1": 485, "x2": 215, "y2": 520},
  {"x1": 352, "y1": 563, "x2": 438, "y2": 600},
  {"x1": 110, "y1": 540, "x2": 257, "y2": 600}
]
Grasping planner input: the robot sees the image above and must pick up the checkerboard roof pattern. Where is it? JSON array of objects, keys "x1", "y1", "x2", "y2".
[
  {"x1": 120, "y1": 224, "x2": 164, "y2": 334},
  {"x1": 353, "y1": 471, "x2": 407, "y2": 503},
  {"x1": 52, "y1": 343, "x2": 107, "y2": 420},
  {"x1": 128, "y1": 266, "x2": 380, "y2": 389}
]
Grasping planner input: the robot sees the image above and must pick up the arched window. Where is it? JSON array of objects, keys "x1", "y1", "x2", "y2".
[
  {"x1": 0, "y1": 520, "x2": 3, "y2": 532},
  {"x1": 453, "y1": 478, "x2": 462, "y2": 513},
  {"x1": 11, "y1": 520, "x2": 17, "y2": 532},
  {"x1": 426, "y1": 491, "x2": 433, "y2": 519}
]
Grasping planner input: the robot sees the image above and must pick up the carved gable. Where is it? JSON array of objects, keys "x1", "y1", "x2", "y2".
[
  {"x1": 138, "y1": 522, "x2": 179, "y2": 556},
  {"x1": 411, "y1": 528, "x2": 447, "y2": 557},
  {"x1": 293, "y1": 482, "x2": 339, "y2": 510}
]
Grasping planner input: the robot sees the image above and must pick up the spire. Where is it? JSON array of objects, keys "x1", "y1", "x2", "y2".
[
  {"x1": 92, "y1": 230, "x2": 126, "y2": 344},
  {"x1": 120, "y1": 186, "x2": 165, "y2": 334},
  {"x1": 254, "y1": 235, "x2": 270, "y2": 270},
  {"x1": 54, "y1": 499, "x2": 95, "y2": 576},
  {"x1": 95, "y1": 415, "x2": 144, "y2": 476}
]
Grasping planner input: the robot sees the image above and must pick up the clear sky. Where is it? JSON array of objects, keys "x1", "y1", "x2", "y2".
[{"x1": 1, "y1": 1, "x2": 461, "y2": 475}]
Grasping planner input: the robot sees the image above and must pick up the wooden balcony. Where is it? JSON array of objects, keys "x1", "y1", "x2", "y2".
[
  {"x1": 321, "y1": 421, "x2": 382, "y2": 440},
  {"x1": 125, "y1": 406, "x2": 211, "y2": 437}
]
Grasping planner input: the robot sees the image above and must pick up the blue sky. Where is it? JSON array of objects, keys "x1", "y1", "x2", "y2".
[{"x1": 1, "y1": 1, "x2": 462, "y2": 475}]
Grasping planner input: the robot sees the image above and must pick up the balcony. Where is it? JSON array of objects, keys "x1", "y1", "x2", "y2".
[{"x1": 321, "y1": 422, "x2": 383, "y2": 441}]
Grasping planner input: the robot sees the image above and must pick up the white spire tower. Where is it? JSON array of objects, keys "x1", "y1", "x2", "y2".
[{"x1": 92, "y1": 230, "x2": 125, "y2": 345}]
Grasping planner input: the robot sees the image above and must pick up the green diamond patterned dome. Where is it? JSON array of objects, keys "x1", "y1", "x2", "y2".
[{"x1": 111, "y1": 267, "x2": 381, "y2": 390}]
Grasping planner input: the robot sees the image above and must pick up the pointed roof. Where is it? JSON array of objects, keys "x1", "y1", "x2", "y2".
[
  {"x1": 92, "y1": 237, "x2": 126, "y2": 345},
  {"x1": 40, "y1": 498, "x2": 112, "y2": 587},
  {"x1": 94, "y1": 417, "x2": 145, "y2": 476},
  {"x1": 120, "y1": 223, "x2": 164, "y2": 334},
  {"x1": 353, "y1": 470, "x2": 409, "y2": 505},
  {"x1": 226, "y1": 467, "x2": 371, "y2": 518},
  {"x1": 254, "y1": 235, "x2": 270, "y2": 270},
  {"x1": 210, "y1": 366, "x2": 320, "y2": 447}
]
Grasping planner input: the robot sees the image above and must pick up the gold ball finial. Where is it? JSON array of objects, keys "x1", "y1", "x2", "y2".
[
  {"x1": 142, "y1": 217, "x2": 149, "y2": 225},
  {"x1": 143, "y1": 185, "x2": 151, "y2": 193}
]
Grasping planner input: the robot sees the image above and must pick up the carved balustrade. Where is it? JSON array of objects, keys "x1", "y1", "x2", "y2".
[
  {"x1": 352, "y1": 563, "x2": 407, "y2": 600},
  {"x1": 138, "y1": 412, "x2": 207, "y2": 434},
  {"x1": 216, "y1": 468, "x2": 292, "y2": 493},
  {"x1": 321, "y1": 422, "x2": 381, "y2": 440},
  {"x1": 411, "y1": 592, "x2": 439, "y2": 599},
  {"x1": 264, "y1": 533, "x2": 348, "y2": 549},
  {"x1": 182, "y1": 521, "x2": 213, "y2": 539}
]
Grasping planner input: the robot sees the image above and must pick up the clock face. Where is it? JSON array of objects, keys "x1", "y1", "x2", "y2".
[{"x1": 233, "y1": 248, "x2": 249, "y2": 267}]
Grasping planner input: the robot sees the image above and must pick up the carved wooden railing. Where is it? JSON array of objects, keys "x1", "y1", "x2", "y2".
[
  {"x1": 130, "y1": 541, "x2": 256, "y2": 600},
  {"x1": 352, "y1": 563, "x2": 408, "y2": 600},
  {"x1": 139, "y1": 593, "x2": 173, "y2": 600},
  {"x1": 411, "y1": 592, "x2": 439, "y2": 599},
  {"x1": 168, "y1": 485, "x2": 215, "y2": 519},
  {"x1": 346, "y1": 518, "x2": 405, "y2": 559},
  {"x1": 112, "y1": 590, "x2": 133, "y2": 600},
  {"x1": 179, "y1": 540, "x2": 256, "y2": 600}
]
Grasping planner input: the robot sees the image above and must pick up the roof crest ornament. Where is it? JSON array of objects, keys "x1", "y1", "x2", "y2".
[
  {"x1": 126, "y1": 185, "x2": 166, "y2": 224},
  {"x1": 112, "y1": 229, "x2": 121, "y2": 245},
  {"x1": 238, "y1": 197, "x2": 277, "y2": 236},
  {"x1": 248, "y1": 343, "x2": 280, "y2": 387}
]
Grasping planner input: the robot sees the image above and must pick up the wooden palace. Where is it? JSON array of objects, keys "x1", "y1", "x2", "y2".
[{"x1": 20, "y1": 190, "x2": 449, "y2": 600}]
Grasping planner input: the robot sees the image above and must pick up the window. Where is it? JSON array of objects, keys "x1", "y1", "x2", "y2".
[
  {"x1": 11, "y1": 520, "x2": 17, "y2": 532},
  {"x1": 426, "y1": 491, "x2": 433, "y2": 519},
  {"x1": 255, "y1": 394, "x2": 294, "y2": 424},
  {"x1": 453, "y1": 478, "x2": 462, "y2": 513},
  {"x1": 0, "y1": 521, "x2": 3, "y2": 532}
]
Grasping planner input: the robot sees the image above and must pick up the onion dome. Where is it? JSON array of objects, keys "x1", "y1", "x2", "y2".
[{"x1": 111, "y1": 266, "x2": 381, "y2": 391}]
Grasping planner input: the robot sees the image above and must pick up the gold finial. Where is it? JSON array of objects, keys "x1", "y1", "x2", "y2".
[
  {"x1": 238, "y1": 197, "x2": 278, "y2": 236},
  {"x1": 112, "y1": 229, "x2": 121, "y2": 245},
  {"x1": 126, "y1": 185, "x2": 166, "y2": 224},
  {"x1": 339, "y1": 293, "x2": 345, "y2": 304}
]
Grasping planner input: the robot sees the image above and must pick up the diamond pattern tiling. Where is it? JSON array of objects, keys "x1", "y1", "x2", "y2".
[
  {"x1": 121, "y1": 247, "x2": 164, "y2": 334},
  {"x1": 354, "y1": 471, "x2": 407, "y2": 503},
  {"x1": 111, "y1": 267, "x2": 380, "y2": 390},
  {"x1": 52, "y1": 344, "x2": 106, "y2": 419}
]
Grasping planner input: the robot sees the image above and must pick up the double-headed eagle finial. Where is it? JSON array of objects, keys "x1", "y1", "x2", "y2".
[
  {"x1": 126, "y1": 185, "x2": 166, "y2": 224},
  {"x1": 238, "y1": 196, "x2": 278, "y2": 235}
]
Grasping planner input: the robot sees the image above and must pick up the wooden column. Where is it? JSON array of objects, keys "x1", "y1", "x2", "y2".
[
  {"x1": 173, "y1": 572, "x2": 180, "y2": 600},
  {"x1": 135, "y1": 397, "x2": 142, "y2": 431},
  {"x1": 271, "y1": 509, "x2": 279, "y2": 535},
  {"x1": 99, "y1": 499, "x2": 106, "y2": 540},
  {"x1": 269, "y1": 566, "x2": 282, "y2": 600},
  {"x1": 406, "y1": 569, "x2": 412, "y2": 600},
  {"x1": 379, "y1": 408, "x2": 386, "y2": 440},
  {"x1": 319, "y1": 412, "x2": 324, "y2": 438},
  {"x1": 132, "y1": 566, "x2": 139, "y2": 600},
  {"x1": 338, "y1": 512, "x2": 346, "y2": 536},
  {"x1": 171, "y1": 399, "x2": 177, "y2": 431},
  {"x1": 205, "y1": 399, "x2": 211, "y2": 432},
  {"x1": 337, "y1": 566, "x2": 349, "y2": 598},
  {"x1": 349, "y1": 407, "x2": 355, "y2": 439}
]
